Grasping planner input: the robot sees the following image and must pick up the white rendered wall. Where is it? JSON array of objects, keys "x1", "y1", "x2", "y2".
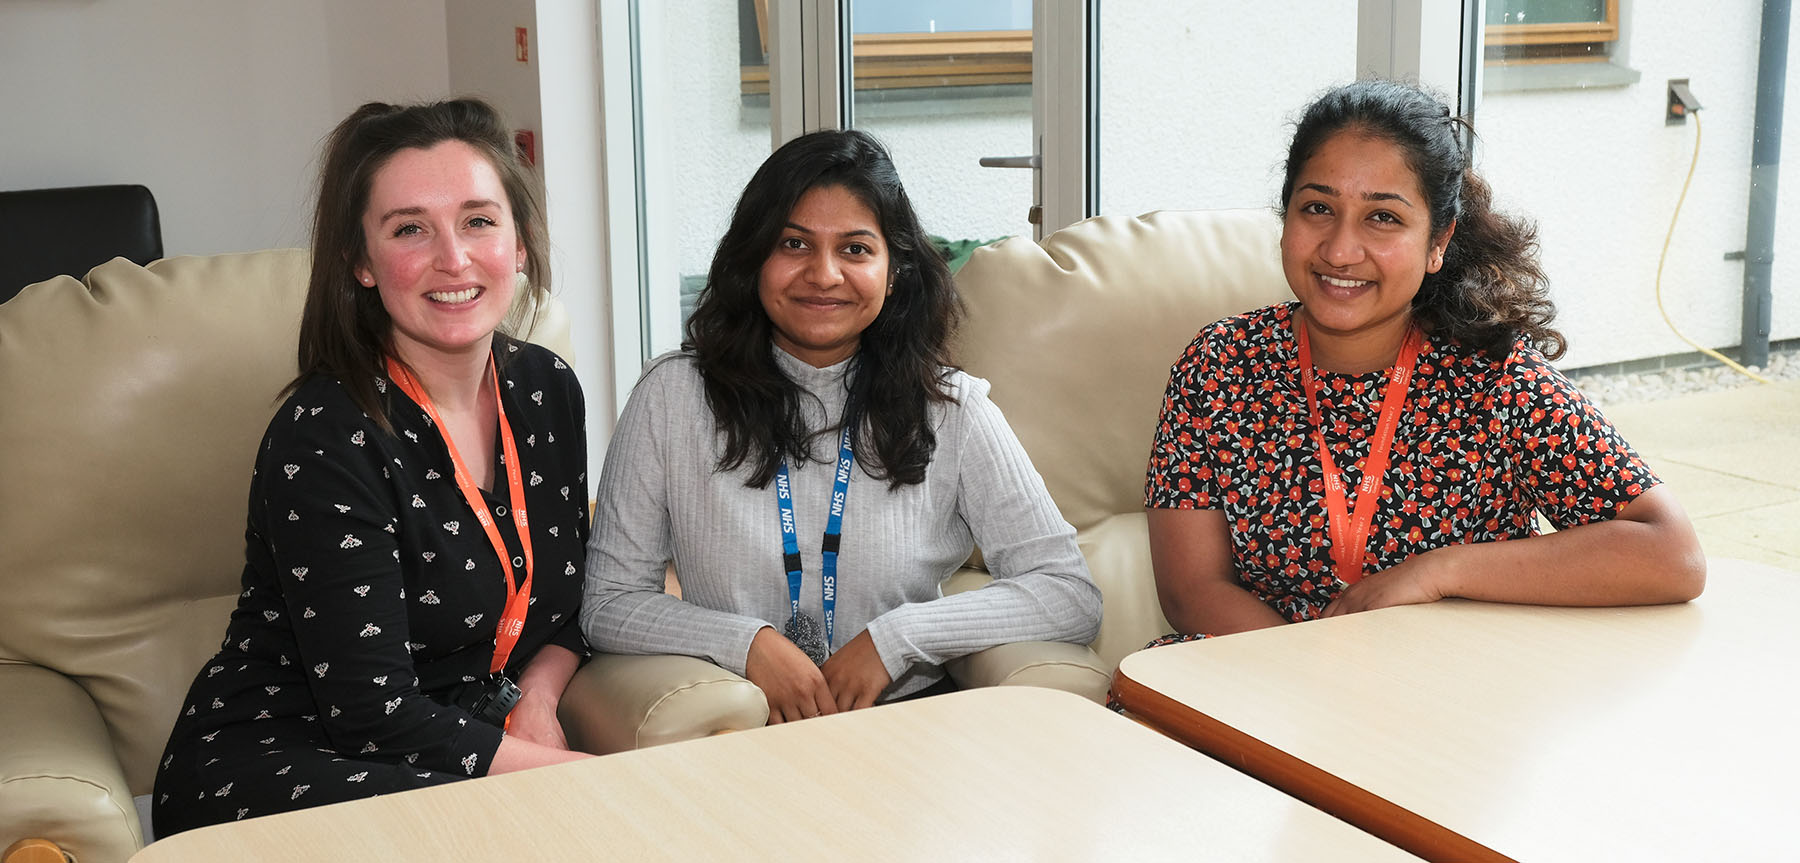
[
  {"x1": 0, "y1": 0, "x2": 450, "y2": 256},
  {"x1": 1098, "y1": 4, "x2": 1360, "y2": 214},
  {"x1": 1480, "y1": 5, "x2": 1800, "y2": 368}
]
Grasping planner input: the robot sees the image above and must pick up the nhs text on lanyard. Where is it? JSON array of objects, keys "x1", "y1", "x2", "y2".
[{"x1": 774, "y1": 422, "x2": 854, "y2": 665}]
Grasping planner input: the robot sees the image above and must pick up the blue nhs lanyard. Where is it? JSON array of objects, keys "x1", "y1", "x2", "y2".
[{"x1": 774, "y1": 422, "x2": 855, "y2": 650}]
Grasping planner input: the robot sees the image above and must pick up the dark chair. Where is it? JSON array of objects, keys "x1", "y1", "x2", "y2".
[{"x1": 0, "y1": 185, "x2": 163, "y2": 305}]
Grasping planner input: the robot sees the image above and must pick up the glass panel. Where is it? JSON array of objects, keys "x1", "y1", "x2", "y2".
[
  {"x1": 1097, "y1": 5, "x2": 1358, "y2": 215},
  {"x1": 1477, "y1": 2, "x2": 1790, "y2": 370},
  {"x1": 634, "y1": 0, "x2": 773, "y2": 360},
  {"x1": 1478, "y1": 2, "x2": 1799, "y2": 568},
  {"x1": 847, "y1": 0, "x2": 1036, "y2": 271}
]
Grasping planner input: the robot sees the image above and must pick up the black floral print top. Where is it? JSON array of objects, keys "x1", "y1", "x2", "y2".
[
  {"x1": 1146, "y1": 303, "x2": 1659, "y2": 623},
  {"x1": 159, "y1": 338, "x2": 588, "y2": 787}
]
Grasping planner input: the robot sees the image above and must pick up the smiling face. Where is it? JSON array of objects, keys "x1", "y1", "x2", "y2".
[
  {"x1": 354, "y1": 140, "x2": 525, "y2": 369},
  {"x1": 758, "y1": 184, "x2": 892, "y2": 368},
  {"x1": 1281, "y1": 130, "x2": 1453, "y2": 361}
]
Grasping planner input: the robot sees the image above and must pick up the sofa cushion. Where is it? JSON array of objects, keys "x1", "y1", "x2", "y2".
[
  {"x1": 952, "y1": 209, "x2": 1288, "y2": 534},
  {"x1": 0, "y1": 250, "x2": 573, "y2": 796}
]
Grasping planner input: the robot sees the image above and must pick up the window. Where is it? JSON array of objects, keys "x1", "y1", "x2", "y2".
[
  {"x1": 1482, "y1": 0, "x2": 1637, "y2": 91},
  {"x1": 1484, "y1": 0, "x2": 1619, "y2": 64},
  {"x1": 739, "y1": 0, "x2": 1030, "y2": 94}
]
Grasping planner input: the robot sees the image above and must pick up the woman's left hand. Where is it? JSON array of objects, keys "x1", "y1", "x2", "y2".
[
  {"x1": 1319, "y1": 550, "x2": 1452, "y2": 618},
  {"x1": 820, "y1": 630, "x2": 892, "y2": 712},
  {"x1": 503, "y1": 688, "x2": 570, "y2": 750}
]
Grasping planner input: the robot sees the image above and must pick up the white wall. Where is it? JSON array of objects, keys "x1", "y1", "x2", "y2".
[
  {"x1": 0, "y1": 0, "x2": 451, "y2": 256},
  {"x1": 1480, "y1": 4, "x2": 1800, "y2": 368},
  {"x1": 1099, "y1": 5, "x2": 1360, "y2": 215},
  {"x1": 446, "y1": 0, "x2": 544, "y2": 150}
]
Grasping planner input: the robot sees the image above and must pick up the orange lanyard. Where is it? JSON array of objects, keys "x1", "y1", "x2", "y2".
[
  {"x1": 1295, "y1": 321, "x2": 1422, "y2": 586},
  {"x1": 387, "y1": 354, "x2": 534, "y2": 675}
]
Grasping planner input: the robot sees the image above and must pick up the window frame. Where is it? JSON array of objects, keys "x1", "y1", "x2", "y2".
[
  {"x1": 741, "y1": 0, "x2": 1030, "y2": 94},
  {"x1": 1482, "y1": 0, "x2": 1619, "y2": 64}
]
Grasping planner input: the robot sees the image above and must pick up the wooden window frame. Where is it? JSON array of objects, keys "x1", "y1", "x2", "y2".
[
  {"x1": 1483, "y1": 0, "x2": 1619, "y2": 65},
  {"x1": 741, "y1": 0, "x2": 1030, "y2": 94}
]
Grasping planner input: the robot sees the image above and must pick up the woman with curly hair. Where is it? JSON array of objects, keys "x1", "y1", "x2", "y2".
[
  {"x1": 582, "y1": 129, "x2": 1100, "y2": 722},
  {"x1": 1145, "y1": 79, "x2": 1704, "y2": 640}
]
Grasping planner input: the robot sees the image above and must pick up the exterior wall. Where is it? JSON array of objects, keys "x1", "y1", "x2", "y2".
[{"x1": 1480, "y1": 5, "x2": 1800, "y2": 368}]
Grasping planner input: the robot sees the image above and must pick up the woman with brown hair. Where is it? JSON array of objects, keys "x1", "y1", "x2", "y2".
[{"x1": 154, "y1": 98, "x2": 590, "y2": 834}]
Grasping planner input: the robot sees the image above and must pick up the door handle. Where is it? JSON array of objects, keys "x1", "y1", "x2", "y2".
[{"x1": 978, "y1": 154, "x2": 1041, "y2": 169}]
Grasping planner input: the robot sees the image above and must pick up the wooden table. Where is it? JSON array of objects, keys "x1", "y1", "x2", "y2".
[
  {"x1": 131, "y1": 686, "x2": 1417, "y2": 862},
  {"x1": 1112, "y1": 557, "x2": 1800, "y2": 863}
]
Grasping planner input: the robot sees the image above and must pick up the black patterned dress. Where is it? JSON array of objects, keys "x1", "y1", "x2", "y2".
[
  {"x1": 1146, "y1": 302, "x2": 1659, "y2": 625},
  {"x1": 153, "y1": 338, "x2": 588, "y2": 835}
]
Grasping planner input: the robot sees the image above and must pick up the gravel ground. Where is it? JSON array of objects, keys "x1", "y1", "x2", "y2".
[{"x1": 1565, "y1": 349, "x2": 1800, "y2": 409}]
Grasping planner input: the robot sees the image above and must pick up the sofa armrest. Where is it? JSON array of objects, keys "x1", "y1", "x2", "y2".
[
  {"x1": 944, "y1": 641, "x2": 1111, "y2": 703},
  {"x1": 558, "y1": 654, "x2": 769, "y2": 755},
  {"x1": 0, "y1": 663, "x2": 141, "y2": 863},
  {"x1": 1078, "y1": 512, "x2": 1172, "y2": 673}
]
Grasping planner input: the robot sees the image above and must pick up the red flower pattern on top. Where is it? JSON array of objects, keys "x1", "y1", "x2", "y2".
[{"x1": 1146, "y1": 303, "x2": 1659, "y2": 624}]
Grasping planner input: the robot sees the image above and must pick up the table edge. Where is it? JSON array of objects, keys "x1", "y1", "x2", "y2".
[{"x1": 1111, "y1": 666, "x2": 1515, "y2": 863}]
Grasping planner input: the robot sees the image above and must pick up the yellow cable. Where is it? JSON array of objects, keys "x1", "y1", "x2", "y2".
[{"x1": 1653, "y1": 110, "x2": 1774, "y2": 384}]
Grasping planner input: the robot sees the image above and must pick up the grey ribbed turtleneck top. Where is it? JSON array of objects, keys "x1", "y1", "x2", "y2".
[{"x1": 580, "y1": 347, "x2": 1101, "y2": 699}]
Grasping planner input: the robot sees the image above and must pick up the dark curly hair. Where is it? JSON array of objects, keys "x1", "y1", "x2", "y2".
[
  {"x1": 683, "y1": 129, "x2": 961, "y2": 489},
  {"x1": 1280, "y1": 79, "x2": 1564, "y2": 359},
  {"x1": 293, "y1": 97, "x2": 550, "y2": 431}
]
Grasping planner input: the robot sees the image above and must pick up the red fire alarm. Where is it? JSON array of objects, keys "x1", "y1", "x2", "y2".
[
  {"x1": 514, "y1": 129, "x2": 536, "y2": 166},
  {"x1": 515, "y1": 27, "x2": 530, "y2": 63}
]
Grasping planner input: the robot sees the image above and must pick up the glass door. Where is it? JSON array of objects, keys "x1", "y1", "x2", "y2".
[
  {"x1": 603, "y1": 0, "x2": 1094, "y2": 398},
  {"x1": 1095, "y1": 4, "x2": 1362, "y2": 217},
  {"x1": 617, "y1": 0, "x2": 776, "y2": 369},
  {"x1": 846, "y1": 0, "x2": 1037, "y2": 262}
]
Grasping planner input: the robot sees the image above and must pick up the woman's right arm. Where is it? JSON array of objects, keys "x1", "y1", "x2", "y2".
[
  {"x1": 1147, "y1": 508, "x2": 1287, "y2": 636},
  {"x1": 580, "y1": 362, "x2": 792, "y2": 675},
  {"x1": 1143, "y1": 328, "x2": 1287, "y2": 637}
]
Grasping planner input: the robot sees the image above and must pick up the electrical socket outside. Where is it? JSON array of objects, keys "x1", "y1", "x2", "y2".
[{"x1": 1667, "y1": 78, "x2": 1700, "y2": 125}]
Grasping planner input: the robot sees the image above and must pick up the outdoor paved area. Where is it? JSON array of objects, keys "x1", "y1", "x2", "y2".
[{"x1": 1599, "y1": 378, "x2": 1800, "y2": 572}]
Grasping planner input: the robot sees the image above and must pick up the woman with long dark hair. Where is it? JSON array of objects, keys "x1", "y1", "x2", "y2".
[
  {"x1": 154, "y1": 98, "x2": 591, "y2": 835},
  {"x1": 1145, "y1": 79, "x2": 1704, "y2": 640},
  {"x1": 583, "y1": 130, "x2": 1100, "y2": 722}
]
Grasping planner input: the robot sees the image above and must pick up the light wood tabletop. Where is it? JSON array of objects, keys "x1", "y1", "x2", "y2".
[
  {"x1": 1112, "y1": 557, "x2": 1800, "y2": 863},
  {"x1": 130, "y1": 685, "x2": 1418, "y2": 862}
]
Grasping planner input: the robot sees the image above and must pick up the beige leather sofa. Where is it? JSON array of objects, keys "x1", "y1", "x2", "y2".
[
  {"x1": 952, "y1": 208, "x2": 1290, "y2": 673},
  {"x1": 0, "y1": 251, "x2": 671, "y2": 863},
  {"x1": 561, "y1": 208, "x2": 1294, "y2": 748},
  {"x1": 0, "y1": 208, "x2": 1289, "y2": 862}
]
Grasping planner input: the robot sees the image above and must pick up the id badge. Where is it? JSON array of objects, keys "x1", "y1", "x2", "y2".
[{"x1": 469, "y1": 673, "x2": 523, "y2": 726}]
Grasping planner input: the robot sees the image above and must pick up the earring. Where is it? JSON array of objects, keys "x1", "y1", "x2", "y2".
[{"x1": 359, "y1": 274, "x2": 375, "y2": 287}]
